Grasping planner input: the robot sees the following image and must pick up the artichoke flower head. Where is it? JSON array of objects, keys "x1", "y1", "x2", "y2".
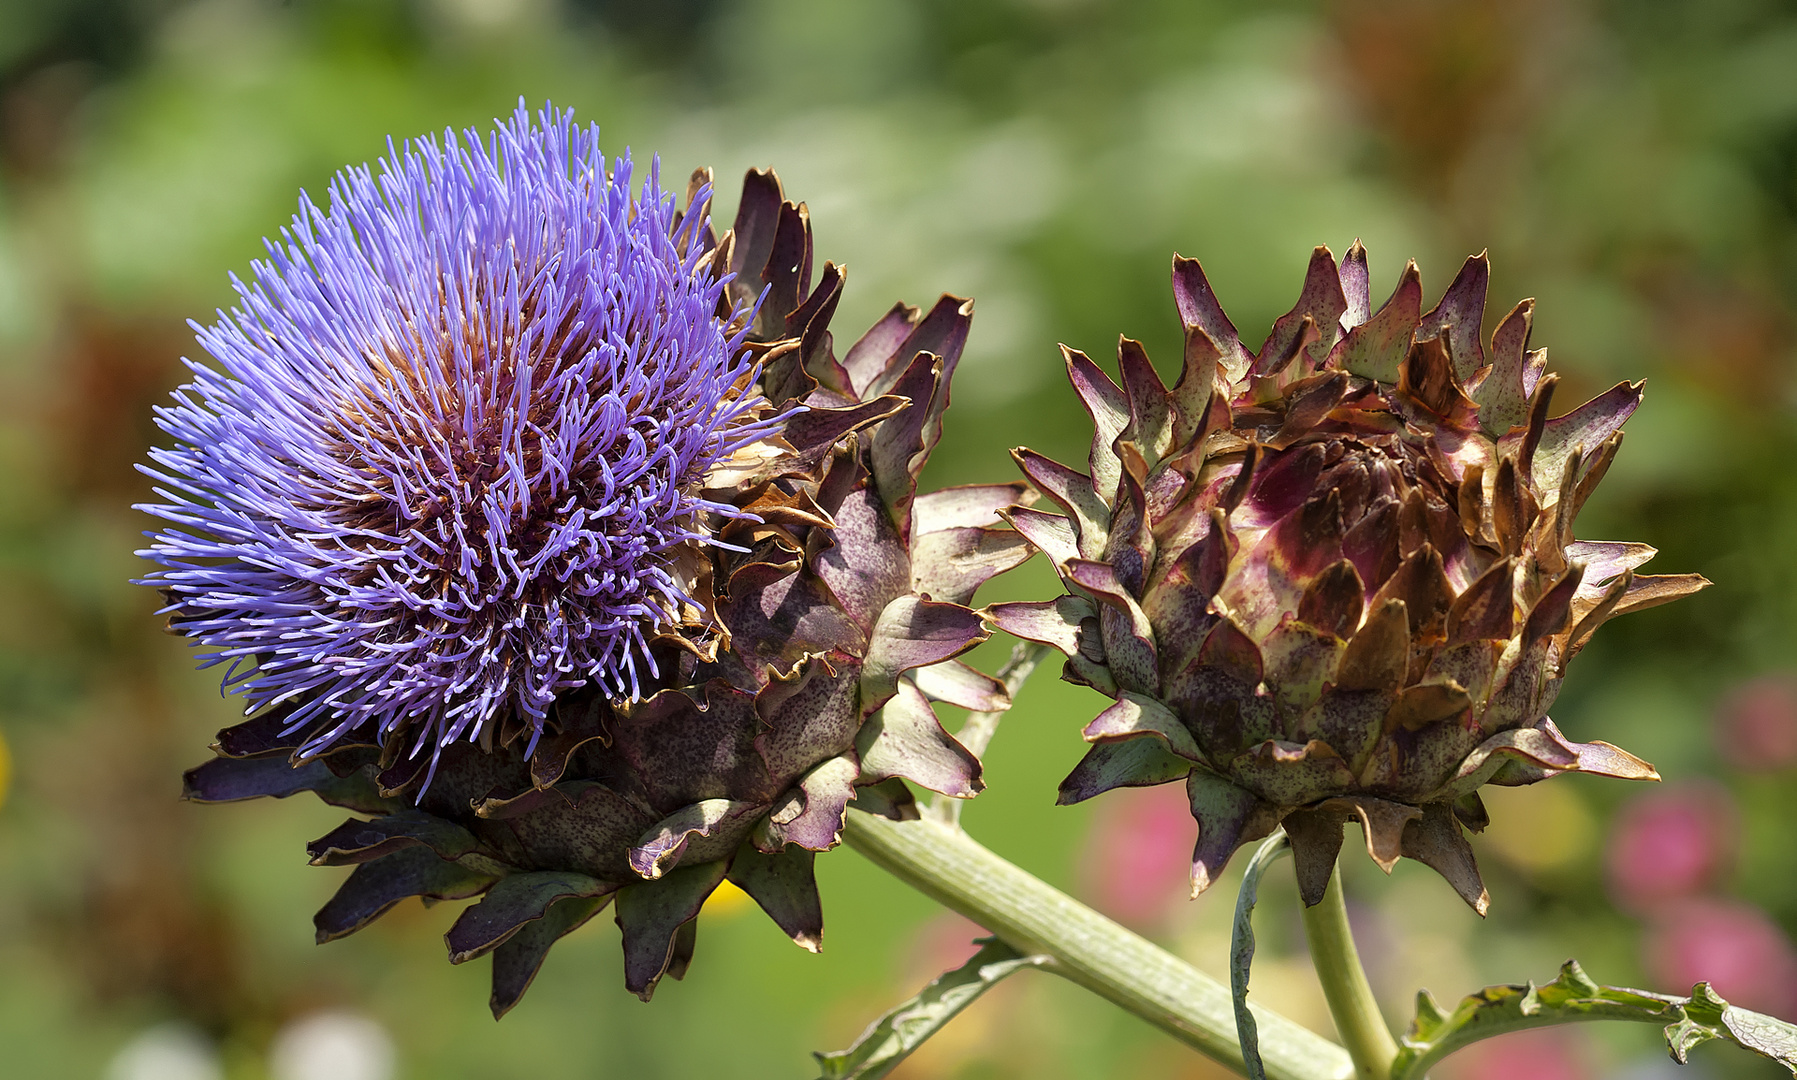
[
  {"x1": 150, "y1": 105, "x2": 1028, "y2": 1014},
  {"x1": 993, "y1": 246, "x2": 1709, "y2": 912}
]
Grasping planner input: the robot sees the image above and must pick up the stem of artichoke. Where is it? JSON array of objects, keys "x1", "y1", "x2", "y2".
[
  {"x1": 1300, "y1": 865, "x2": 1399, "y2": 1080},
  {"x1": 841, "y1": 807, "x2": 1355, "y2": 1080}
]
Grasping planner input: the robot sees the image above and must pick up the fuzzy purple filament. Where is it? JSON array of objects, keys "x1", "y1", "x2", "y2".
[{"x1": 137, "y1": 102, "x2": 775, "y2": 767}]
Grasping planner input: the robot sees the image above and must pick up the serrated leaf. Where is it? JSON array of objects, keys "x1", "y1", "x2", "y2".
[
  {"x1": 1390, "y1": 960, "x2": 1797, "y2": 1079},
  {"x1": 813, "y1": 937, "x2": 1046, "y2": 1080}
]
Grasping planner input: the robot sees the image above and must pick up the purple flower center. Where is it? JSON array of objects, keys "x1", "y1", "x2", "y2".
[{"x1": 137, "y1": 102, "x2": 775, "y2": 769}]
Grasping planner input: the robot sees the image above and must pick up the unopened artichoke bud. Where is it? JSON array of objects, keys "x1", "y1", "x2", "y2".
[
  {"x1": 150, "y1": 105, "x2": 1029, "y2": 1014},
  {"x1": 991, "y1": 245, "x2": 1709, "y2": 912}
]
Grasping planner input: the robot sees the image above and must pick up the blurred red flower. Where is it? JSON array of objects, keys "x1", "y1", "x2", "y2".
[
  {"x1": 1437, "y1": 1028, "x2": 1586, "y2": 1080},
  {"x1": 1714, "y1": 674, "x2": 1797, "y2": 772},
  {"x1": 904, "y1": 912, "x2": 988, "y2": 984},
  {"x1": 1645, "y1": 898, "x2": 1797, "y2": 1016},
  {"x1": 1076, "y1": 784, "x2": 1195, "y2": 928},
  {"x1": 1606, "y1": 782, "x2": 1737, "y2": 913}
]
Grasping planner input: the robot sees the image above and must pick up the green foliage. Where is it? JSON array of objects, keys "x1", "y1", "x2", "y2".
[
  {"x1": 813, "y1": 938, "x2": 1047, "y2": 1080},
  {"x1": 1230, "y1": 831, "x2": 1293, "y2": 1080},
  {"x1": 1393, "y1": 960, "x2": 1797, "y2": 1080}
]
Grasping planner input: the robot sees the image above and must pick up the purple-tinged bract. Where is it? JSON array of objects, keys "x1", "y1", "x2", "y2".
[{"x1": 138, "y1": 103, "x2": 776, "y2": 765}]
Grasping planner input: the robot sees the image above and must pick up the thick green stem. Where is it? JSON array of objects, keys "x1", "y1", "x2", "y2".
[
  {"x1": 1300, "y1": 866, "x2": 1398, "y2": 1080},
  {"x1": 842, "y1": 808, "x2": 1354, "y2": 1080}
]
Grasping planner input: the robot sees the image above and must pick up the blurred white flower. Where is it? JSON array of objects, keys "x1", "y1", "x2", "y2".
[
  {"x1": 268, "y1": 1011, "x2": 396, "y2": 1080},
  {"x1": 104, "y1": 1023, "x2": 222, "y2": 1080}
]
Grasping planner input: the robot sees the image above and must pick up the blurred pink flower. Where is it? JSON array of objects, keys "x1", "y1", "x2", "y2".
[
  {"x1": 1605, "y1": 782, "x2": 1737, "y2": 913},
  {"x1": 904, "y1": 912, "x2": 987, "y2": 984},
  {"x1": 1076, "y1": 784, "x2": 1194, "y2": 928},
  {"x1": 1438, "y1": 1028, "x2": 1586, "y2": 1080},
  {"x1": 1714, "y1": 674, "x2": 1797, "y2": 772},
  {"x1": 1645, "y1": 898, "x2": 1797, "y2": 1016}
]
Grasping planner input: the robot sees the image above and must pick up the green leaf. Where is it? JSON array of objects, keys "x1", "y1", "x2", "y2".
[
  {"x1": 1231, "y1": 829, "x2": 1292, "y2": 1080},
  {"x1": 813, "y1": 937, "x2": 1046, "y2": 1080},
  {"x1": 1390, "y1": 960, "x2": 1797, "y2": 1079}
]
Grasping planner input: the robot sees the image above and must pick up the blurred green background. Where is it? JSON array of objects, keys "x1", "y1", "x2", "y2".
[{"x1": 2, "y1": 0, "x2": 1796, "y2": 1077}]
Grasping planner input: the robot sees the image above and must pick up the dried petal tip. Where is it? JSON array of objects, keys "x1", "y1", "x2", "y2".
[{"x1": 1001, "y1": 245, "x2": 1707, "y2": 912}]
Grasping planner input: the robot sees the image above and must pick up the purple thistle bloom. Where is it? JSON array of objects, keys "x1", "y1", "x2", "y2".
[
  {"x1": 137, "y1": 102, "x2": 781, "y2": 770},
  {"x1": 176, "y1": 159, "x2": 1016, "y2": 1010}
]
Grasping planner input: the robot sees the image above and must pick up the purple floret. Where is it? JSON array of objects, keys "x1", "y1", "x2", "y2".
[{"x1": 137, "y1": 102, "x2": 776, "y2": 771}]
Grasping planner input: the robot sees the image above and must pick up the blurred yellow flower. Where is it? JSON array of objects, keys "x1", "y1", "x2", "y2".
[
  {"x1": 1479, "y1": 784, "x2": 1596, "y2": 874},
  {"x1": 704, "y1": 879, "x2": 752, "y2": 917}
]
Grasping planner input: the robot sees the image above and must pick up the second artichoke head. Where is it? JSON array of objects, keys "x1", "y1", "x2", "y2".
[{"x1": 994, "y1": 245, "x2": 1709, "y2": 911}]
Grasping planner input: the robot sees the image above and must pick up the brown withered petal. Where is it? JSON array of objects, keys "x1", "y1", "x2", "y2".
[{"x1": 992, "y1": 246, "x2": 1708, "y2": 913}]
